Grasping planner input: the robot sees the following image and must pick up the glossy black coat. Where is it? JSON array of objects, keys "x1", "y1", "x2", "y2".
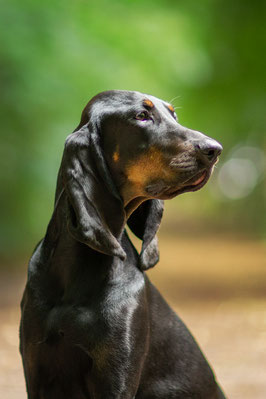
[{"x1": 20, "y1": 91, "x2": 225, "y2": 398}]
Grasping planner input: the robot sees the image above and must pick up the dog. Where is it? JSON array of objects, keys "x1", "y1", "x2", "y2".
[{"x1": 20, "y1": 90, "x2": 225, "y2": 398}]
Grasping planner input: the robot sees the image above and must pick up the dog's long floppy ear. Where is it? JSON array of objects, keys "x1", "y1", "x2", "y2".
[
  {"x1": 127, "y1": 199, "x2": 164, "y2": 270},
  {"x1": 61, "y1": 124, "x2": 126, "y2": 260}
]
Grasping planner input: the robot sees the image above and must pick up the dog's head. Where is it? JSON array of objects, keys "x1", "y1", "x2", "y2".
[{"x1": 57, "y1": 90, "x2": 222, "y2": 270}]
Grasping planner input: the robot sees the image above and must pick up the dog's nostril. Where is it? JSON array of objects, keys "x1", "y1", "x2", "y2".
[
  {"x1": 205, "y1": 148, "x2": 215, "y2": 159},
  {"x1": 196, "y1": 140, "x2": 222, "y2": 163}
]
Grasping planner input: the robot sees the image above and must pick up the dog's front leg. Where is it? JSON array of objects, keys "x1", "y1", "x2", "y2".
[
  {"x1": 89, "y1": 357, "x2": 142, "y2": 399},
  {"x1": 89, "y1": 322, "x2": 149, "y2": 399}
]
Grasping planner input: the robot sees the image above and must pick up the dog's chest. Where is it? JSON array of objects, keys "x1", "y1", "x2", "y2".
[{"x1": 43, "y1": 273, "x2": 146, "y2": 352}]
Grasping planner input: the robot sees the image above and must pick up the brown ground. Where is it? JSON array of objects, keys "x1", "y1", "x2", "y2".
[{"x1": 0, "y1": 235, "x2": 265, "y2": 398}]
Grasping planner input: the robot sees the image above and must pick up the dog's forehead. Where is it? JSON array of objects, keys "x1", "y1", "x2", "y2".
[
  {"x1": 91, "y1": 90, "x2": 173, "y2": 114},
  {"x1": 133, "y1": 92, "x2": 175, "y2": 112},
  {"x1": 89, "y1": 91, "x2": 136, "y2": 115}
]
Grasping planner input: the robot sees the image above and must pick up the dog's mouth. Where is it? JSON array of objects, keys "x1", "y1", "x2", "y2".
[{"x1": 162, "y1": 168, "x2": 211, "y2": 199}]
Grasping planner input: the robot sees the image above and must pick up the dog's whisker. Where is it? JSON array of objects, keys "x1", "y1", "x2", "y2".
[{"x1": 169, "y1": 95, "x2": 181, "y2": 105}]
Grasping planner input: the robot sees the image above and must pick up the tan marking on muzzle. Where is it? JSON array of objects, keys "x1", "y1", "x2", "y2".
[{"x1": 125, "y1": 147, "x2": 174, "y2": 190}]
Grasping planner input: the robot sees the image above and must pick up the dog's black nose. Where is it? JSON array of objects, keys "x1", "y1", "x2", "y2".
[{"x1": 196, "y1": 139, "x2": 223, "y2": 164}]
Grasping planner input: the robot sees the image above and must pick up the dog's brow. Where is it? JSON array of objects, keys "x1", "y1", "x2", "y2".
[
  {"x1": 143, "y1": 99, "x2": 154, "y2": 108},
  {"x1": 167, "y1": 104, "x2": 175, "y2": 112}
]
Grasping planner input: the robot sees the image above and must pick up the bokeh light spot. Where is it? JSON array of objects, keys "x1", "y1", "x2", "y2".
[{"x1": 218, "y1": 158, "x2": 259, "y2": 199}]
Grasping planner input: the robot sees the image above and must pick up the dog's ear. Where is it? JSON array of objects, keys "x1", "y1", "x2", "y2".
[
  {"x1": 61, "y1": 124, "x2": 126, "y2": 260},
  {"x1": 127, "y1": 199, "x2": 164, "y2": 270}
]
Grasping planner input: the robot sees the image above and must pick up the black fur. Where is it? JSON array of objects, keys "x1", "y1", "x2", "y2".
[{"x1": 20, "y1": 90, "x2": 225, "y2": 398}]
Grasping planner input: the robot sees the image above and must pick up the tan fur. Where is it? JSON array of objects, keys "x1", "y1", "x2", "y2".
[
  {"x1": 143, "y1": 99, "x2": 154, "y2": 108},
  {"x1": 167, "y1": 104, "x2": 175, "y2": 112},
  {"x1": 112, "y1": 146, "x2": 120, "y2": 162},
  {"x1": 125, "y1": 147, "x2": 173, "y2": 189}
]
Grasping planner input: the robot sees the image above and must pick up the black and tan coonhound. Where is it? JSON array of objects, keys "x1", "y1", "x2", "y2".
[{"x1": 20, "y1": 90, "x2": 225, "y2": 398}]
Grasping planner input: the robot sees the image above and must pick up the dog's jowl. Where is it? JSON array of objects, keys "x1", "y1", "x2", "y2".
[{"x1": 20, "y1": 90, "x2": 226, "y2": 399}]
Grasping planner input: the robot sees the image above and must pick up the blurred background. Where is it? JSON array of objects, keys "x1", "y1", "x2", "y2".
[{"x1": 0, "y1": 0, "x2": 265, "y2": 398}]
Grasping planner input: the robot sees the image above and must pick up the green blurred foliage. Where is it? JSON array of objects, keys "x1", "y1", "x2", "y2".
[{"x1": 0, "y1": 0, "x2": 265, "y2": 260}]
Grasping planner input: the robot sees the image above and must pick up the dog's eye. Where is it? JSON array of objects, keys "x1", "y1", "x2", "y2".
[{"x1": 135, "y1": 111, "x2": 150, "y2": 121}]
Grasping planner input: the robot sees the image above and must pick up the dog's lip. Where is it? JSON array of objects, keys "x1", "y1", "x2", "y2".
[
  {"x1": 182, "y1": 170, "x2": 207, "y2": 187},
  {"x1": 163, "y1": 169, "x2": 209, "y2": 198}
]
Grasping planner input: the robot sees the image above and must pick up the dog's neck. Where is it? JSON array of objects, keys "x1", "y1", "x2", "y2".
[{"x1": 119, "y1": 180, "x2": 150, "y2": 220}]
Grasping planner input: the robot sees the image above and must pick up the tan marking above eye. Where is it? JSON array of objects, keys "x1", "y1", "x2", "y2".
[
  {"x1": 167, "y1": 104, "x2": 175, "y2": 113},
  {"x1": 143, "y1": 99, "x2": 154, "y2": 108}
]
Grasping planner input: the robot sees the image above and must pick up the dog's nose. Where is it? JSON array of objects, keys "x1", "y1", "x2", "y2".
[{"x1": 196, "y1": 139, "x2": 223, "y2": 164}]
